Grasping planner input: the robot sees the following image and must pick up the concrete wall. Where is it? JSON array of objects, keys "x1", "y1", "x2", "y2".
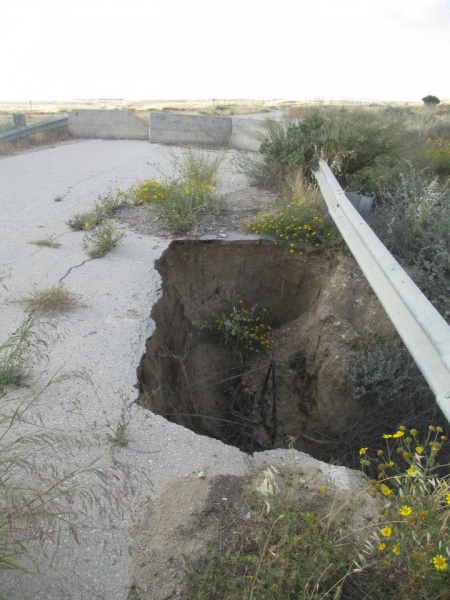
[
  {"x1": 68, "y1": 109, "x2": 148, "y2": 140},
  {"x1": 230, "y1": 117, "x2": 267, "y2": 151},
  {"x1": 149, "y1": 112, "x2": 232, "y2": 147},
  {"x1": 67, "y1": 109, "x2": 269, "y2": 151}
]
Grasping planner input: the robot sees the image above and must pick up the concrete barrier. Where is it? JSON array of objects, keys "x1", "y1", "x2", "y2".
[
  {"x1": 230, "y1": 117, "x2": 267, "y2": 151},
  {"x1": 68, "y1": 109, "x2": 148, "y2": 140},
  {"x1": 149, "y1": 112, "x2": 232, "y2": 146}
]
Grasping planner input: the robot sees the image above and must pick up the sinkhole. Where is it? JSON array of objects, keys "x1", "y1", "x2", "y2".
[{"x1": 137, "y1": 238, "x2": 390, "y2": 457}]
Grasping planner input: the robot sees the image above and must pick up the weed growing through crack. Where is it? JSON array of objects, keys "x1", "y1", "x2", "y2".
[
  {"x1": 53, "y1": 195, "x2": 64, "y2": 202},
  {"x1": 210, "y1": 301, "x2": 272, "y2": 365},
  {"x1": 67, "y1": 189, "x2": 127, "y2": 231},
  {"x1": 21, "y1": 285, "x2": 79, "y2": 316},
  {"x1": 29, "y1": 236, "x2": 61, "y2": 249},
  {"x1": 82, "y1": 221, "x2": 125, "y2": 258}
]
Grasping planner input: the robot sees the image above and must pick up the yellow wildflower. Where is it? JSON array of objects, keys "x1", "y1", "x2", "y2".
[
  {"x1": 379, "y1": 484, "x2": 392, "y2": 496},
  {"x1": 400, "y1": 505, "x2": 412, "y2": 517},
  {"x1": 406, "y1": 466, "x2": 418, "y2": 477},
  {"x1": 359, "y1": 447, "x2": 368, "y2": 456},
  {"x1": 432, "y1": 554, "x2": 448, "y2": 571},
  {"x1": 380, "y1": 526, "x2": 393, "y2": 538}
]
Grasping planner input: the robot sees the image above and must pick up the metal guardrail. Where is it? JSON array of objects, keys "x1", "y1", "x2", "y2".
[
  {"x1": 0, "y1": 116, "x2": 68, "y2": 142},
  {"x1": 314, "y1": 158, "x2": 450, "y2": 423}
]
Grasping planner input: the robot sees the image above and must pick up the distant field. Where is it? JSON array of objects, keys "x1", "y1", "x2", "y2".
[{"x1": 2, "y1": 98, "x2": 447, "y2": 126}]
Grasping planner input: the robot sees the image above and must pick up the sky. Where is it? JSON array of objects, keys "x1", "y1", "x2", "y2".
[{"x1": 1, "y1": 0, "x2": 449, "y2": 103}]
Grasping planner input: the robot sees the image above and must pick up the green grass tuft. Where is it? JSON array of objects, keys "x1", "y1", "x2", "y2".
[{"x1": 21, "y1": 285, "x2": 79, "y2": 316}]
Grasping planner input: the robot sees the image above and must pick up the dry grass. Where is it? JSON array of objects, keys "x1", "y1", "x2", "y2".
[
  {"x1": 29, "y1": 236, "x2": 61, "y2": 249},
  {"x1": 21, "y1": 285, "x2": 79, "y2": 316}
]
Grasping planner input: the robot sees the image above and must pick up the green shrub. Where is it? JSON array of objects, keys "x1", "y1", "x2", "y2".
[
  {"x1": 348, "y1": 338, "x2": 434, "y2": 409},
  {"x1": 209, "y1": 302, "x2": 272, "y2": 365},
  {"x1": 422, "y1": 95, "x2": 440, "y2": 106},
  {"x1": 424, "y1": 138, "x2": 450, "y2": 179},
  {"x1": 233, "y1": 150, "x2": 281, "y2": 189},
  {"x1": 131, "y1": 177, "x2": 221, "y2": 232},
  {"x1": 368, "y1": 164, "x2": 450, "y2": 319},
  {"x1": 259, "y1": 115, "x2": 326, "y2": 182},
  {"x1": 82, "y1": 221, "x2": 125, "y2": 258},
  {"x1": 245, "y1": 176, "x2": 340, "y2": 254},
  {"x1": 333, "y1": 336, "x2": 442, "y2": 469},
  {"x1": 322, "y1": 107, "x2": 407, "y2": 186}
]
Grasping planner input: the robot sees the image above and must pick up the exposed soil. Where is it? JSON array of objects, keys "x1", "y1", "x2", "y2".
[
  {"x1": 130, "y1": 462, "x2": 380, "y2": 600},
  {"x1": 115, "y1": 187, "x2": 275, "y2": 238},
  {"x1": 137, "y1": 240, "x2": 394, "y2": 459},
  {"x1": 125, "y1": 183, "x2": 392, "y2": 599}
]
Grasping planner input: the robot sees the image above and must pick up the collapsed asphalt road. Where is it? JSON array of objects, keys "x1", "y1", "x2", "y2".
[{"x1": 0, "y1": 139, "x2": 363, "y2": 600}]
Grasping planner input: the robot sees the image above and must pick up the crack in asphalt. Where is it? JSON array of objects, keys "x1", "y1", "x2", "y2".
[{"x1": 59, "y1": 258, "x2": 93, "y2": 283}]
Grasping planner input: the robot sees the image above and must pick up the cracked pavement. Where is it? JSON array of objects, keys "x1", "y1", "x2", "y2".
[
  {"x1": 0, "y1": 139, "x2": 256, "y2": 599},
  {"x1": 0, "y1": 139, "x2": 362, "y2": 599}
]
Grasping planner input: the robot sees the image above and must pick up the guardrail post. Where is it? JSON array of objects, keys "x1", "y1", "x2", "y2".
[{"x1": 13, "y1": 114, "x2": 26, "y2": 128}]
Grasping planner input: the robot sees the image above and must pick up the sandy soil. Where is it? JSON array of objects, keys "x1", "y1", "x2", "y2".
[{"x1": 115, "y1": 187, "x2": 275, "y2": 239}]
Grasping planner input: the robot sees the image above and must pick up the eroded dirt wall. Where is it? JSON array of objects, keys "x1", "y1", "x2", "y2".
[{"x1": 138, "y1": 239, "x2": 394, "y2": 453}]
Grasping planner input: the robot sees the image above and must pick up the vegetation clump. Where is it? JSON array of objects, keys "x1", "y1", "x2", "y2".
[
  {"x1": 21, "y1": 285, "x2": 79, "y2": 316},
  {"x1": 358, "y1": 425, "x2": 450, "y2": 598},
  {"x1": 130, "y1": 149, "x2": 224, "y2": 231},
  {"x1": 210, "y1": 301, "x2": 272, "y2": 365},
  {"x1": 82, "y1": 221, "x2": 125, "y2": 258},
  {"x1": 30, "y1": 236, "x2": 61, "y2": 249},
  {"x1": 67, "y1": 190, "x2": 126, "y2": 231},
  {"x1": 185, "y1": 428, "x2": 450, "y2": 599},
  {"x1": 0, "y1": 318, "x2": 37, "y2": 394},
  {"x1": 422, "y1": 95, "x2": 441, "y2": 106},
  {"x1": 245, "y1": 171, "x2": 340, "y2": 254}
]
